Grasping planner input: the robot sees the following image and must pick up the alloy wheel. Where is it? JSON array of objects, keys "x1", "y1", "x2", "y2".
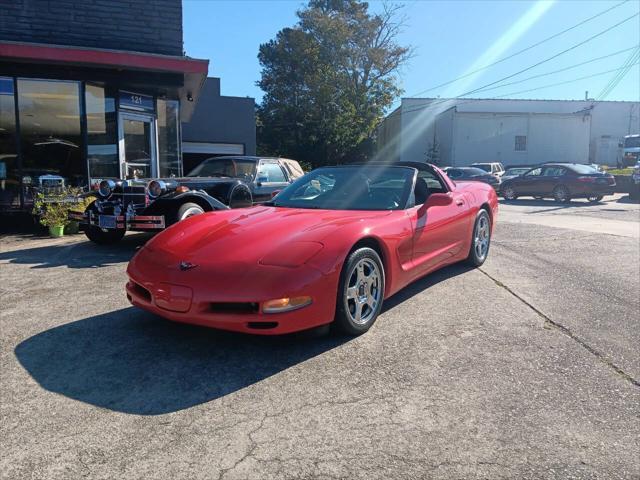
[
  {"x1": 474, "y1": 214, "x2": 490, "y2": 261},
  {"x1": 554, "y1": 186, "x2": 570, "y2": 203},
  {"x1": 344, "y1": 258, "x2": 382, "y2": 326}
]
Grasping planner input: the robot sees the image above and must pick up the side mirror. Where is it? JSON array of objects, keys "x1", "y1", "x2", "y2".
[
  {"x1": 422, "y1": 193, "x2": 453, "y2": 210},
  {"x1": 271, "y1": 189, "x2": 282, "y2": 199}
]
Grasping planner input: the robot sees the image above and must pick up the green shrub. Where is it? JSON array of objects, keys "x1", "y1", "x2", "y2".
[{"x1": 33, "y1": 188, "x2": 94, "y2": 228}]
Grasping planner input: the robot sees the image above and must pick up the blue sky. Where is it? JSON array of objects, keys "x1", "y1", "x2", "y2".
[{"x1": 183, "y1": 0, "x2": 640, "y2": 105}]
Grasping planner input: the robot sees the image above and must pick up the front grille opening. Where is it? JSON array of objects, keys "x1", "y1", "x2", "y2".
[
  {"x1": 131, "y1": 282, "x2": 152, "y2": 302},
  {"x1": 247, "y1": 322, "x2": 279, "y2": 330},
  {"x1": 209, "y1": 302, "x2": 259, "y2": 314}
]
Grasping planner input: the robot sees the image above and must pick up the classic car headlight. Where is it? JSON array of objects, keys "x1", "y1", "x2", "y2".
[
  {"x1": 98, "y1": 179, "x2": 116, "y2": 199},
  {"x1": 148, "y1": 180, "x2": 167, "y2": 198},
  {"x1": 263, "y1": 296, "x2": 312, "y2": 313}
]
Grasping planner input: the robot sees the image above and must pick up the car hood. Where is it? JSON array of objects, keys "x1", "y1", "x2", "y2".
[{"x1": 143, "y1": 206, "x2": 391, "y2": 266}]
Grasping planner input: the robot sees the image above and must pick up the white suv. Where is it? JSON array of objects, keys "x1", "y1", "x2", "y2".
[{"x1": 471, "y1": 162, "x2": 505, "y2": 178}]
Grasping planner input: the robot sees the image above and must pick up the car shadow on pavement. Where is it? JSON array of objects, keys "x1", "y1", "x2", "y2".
[
  {"x1": 15, "y1": 307, "x2": 349, "y2": 416},
  {"x1": 0, "y1": 233, "x2": 152, "y2": 269},
  {"x1": 382, "y1": 263, "x2": 475, "y2": 313}
]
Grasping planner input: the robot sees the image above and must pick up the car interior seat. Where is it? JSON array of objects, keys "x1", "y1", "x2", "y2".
[{"x1": 414, "y1": 177, "x2": 429, "y2": 205}]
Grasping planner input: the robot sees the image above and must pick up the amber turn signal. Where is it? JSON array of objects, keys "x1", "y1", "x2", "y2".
[
  {"x1": 175, "y1": 186, "x2": 190, "y2": 193},
  {"x1": 262, "y1": 296, "x2": 312, "y2": 313}
]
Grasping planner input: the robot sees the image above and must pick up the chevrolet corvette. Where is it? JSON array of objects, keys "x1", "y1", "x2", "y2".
[{"x1": 126, "y1": 162, "x2": 498, "y2": 335}]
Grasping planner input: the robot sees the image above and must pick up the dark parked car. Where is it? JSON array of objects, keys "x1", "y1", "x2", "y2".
[
  {"x1": 443, "y1": 167, "x2": 501, "y2": 190},
  {"x1": 500, "y1": 163, "x2": 615, "y2": 203},
  {"x1": 71, "y1": 156, "x2": 305, "y2": 244}
]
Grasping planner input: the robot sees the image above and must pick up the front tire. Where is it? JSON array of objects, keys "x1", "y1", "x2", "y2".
[
  {"x1": 83, "y1": 202, "x2": 126, "y2": 244},
  {"x1": 553, "y1": 185, "x2": 571, "y2": 203},
  {"x1": 466, "y1": 209, "x2": 491, "y2": 267},
  {"x1": 176, "y1": 202, "x2": 205, "y2": 222},
  {"x1": 85, "y1": 225, "x2": 126, "y2": 245},
  {"x1": 334, "y1": 247, "x2": 385, "y2": 335}
]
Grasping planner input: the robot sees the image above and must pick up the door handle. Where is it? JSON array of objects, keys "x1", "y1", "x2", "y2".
[{"x1": 456, "y1": 199, "x2": 464, "y2": 206}]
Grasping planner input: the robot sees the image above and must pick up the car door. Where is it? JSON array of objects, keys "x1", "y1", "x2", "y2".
[
  {"x1": 408, "y1": 170, "x2": 471, "y2": 277},
  {"x1": 537, "y1": 166, "x2": 565, "y2": 194},
  {"x1": 514, "y1": 167, "x2": 543, "y2": 195},
  {"x1": 252, "y1": 161, "x2": 290, "y2": 203}
]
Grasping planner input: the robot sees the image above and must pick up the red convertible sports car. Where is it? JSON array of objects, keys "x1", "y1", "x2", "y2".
[{"x1": 126, "y1": 162, "x2": 498, "y2": 335}]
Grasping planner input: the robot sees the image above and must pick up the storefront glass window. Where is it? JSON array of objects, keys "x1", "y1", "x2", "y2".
[
  {"x1": 17, "y1": 79, "x2": 84, "y2": 199},
  {"x1": 86, "y1": 84, "x2": 118, "y2": 184},
  {"x1": 157, "y1": 99, "x2": 181, "y2": 177},
  {"x1": 0, "y1": 77, "x2": 20, "y2": 210}
]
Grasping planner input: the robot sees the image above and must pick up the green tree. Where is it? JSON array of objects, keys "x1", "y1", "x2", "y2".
[{"x1": 257, "y1": 0, "x2": 411, "y2": 167}]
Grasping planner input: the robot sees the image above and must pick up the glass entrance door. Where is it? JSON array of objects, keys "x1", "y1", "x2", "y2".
[{"x1": 119, "y1": 112, "x2": 158, "y2": 179}]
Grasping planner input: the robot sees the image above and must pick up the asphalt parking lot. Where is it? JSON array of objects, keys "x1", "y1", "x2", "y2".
[{"x1": 1, "y1": 194, "x2": 639, "y2": 479}]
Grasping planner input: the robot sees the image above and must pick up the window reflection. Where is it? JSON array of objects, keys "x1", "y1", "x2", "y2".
[
  {"x1": 17, "y1": 79, "x2": 84, "y2": 201},
  {"x1": 86, "y1": 84, "x2": 118, "y2": 184},
  {"x1": 0, "y1": 77, "x2": 19, "y2": 210},
  {"x1": 158, "y1": 99, "x2": 181, "y2": 177},
  {"x1": 123, "y1": 118, "x2": 153, "y2": 179}
]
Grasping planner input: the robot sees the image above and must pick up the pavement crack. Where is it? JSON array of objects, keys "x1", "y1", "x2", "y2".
[{"x1": 478, "y1": 268, "x2": 640, "y2": 388}]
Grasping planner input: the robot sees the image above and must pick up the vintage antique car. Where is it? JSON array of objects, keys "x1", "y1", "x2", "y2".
[
  {"x1": 71, "y1": 156, "x2": 304, "y2": 244},
  {"x1": 126, "y1": 162, "x2": 498, "y2": 336}
]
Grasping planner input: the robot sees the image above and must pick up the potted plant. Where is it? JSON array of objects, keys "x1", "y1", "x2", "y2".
[
  {"x1": 66, "y1": 191, "x2": 94, "y2": 234},
  {"x1": 32, "y1": 191, "x2": 71, "y2": 238}
]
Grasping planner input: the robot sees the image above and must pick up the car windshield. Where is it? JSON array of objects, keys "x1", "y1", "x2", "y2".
[
  {"x1": 472, "y1": 164, "x2": 492, "y2": 172},
  {"x1": 268, "y1": 166, "x2": 414, "y2": 210},
  {"x1": 624, "y1": 137, "x2": 640, "y2": 148},
  {"x1": 186, "y1": 158, "x2": 257, "y2": 180},
  {"x1": 505, "y1": 168, "x2": 529, "y2": 176}
]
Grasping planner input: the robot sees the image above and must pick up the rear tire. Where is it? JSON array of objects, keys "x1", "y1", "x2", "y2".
[
  {"x1": 229, "y1": 184, "x2": 253, "y2": 208},
  {"x1": 466, "y1": 209, "x2": 491, "y2": 267},
  {"x1": 502, "y1": 185, "x2": 517, "y2": 201},
  {"x1": 553, "y1": 185, "x2": 571, "y2": 203},
  {"x1": 334, "y1": 247, "x2": 385, "y2": 336}
]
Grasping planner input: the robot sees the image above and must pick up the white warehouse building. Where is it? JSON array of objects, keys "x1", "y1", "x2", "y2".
[{"x1": 377, "y1": 98, "x2": 640, "y2": 167}]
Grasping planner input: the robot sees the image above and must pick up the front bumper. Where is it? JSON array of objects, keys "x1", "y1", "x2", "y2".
[
  {"x1": 126, "y1": 248, "x2": 339, "y2": 335},
  {"x1": 69, "y1": 210, "x2": 165, "y2": 231}
]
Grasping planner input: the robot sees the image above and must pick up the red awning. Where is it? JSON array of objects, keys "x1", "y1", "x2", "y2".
[
  {"x1": 0, "y1": 40, "x2": 208, "y2": 74},
  {"x1": 0, "y1": 41, "x2": 209, "y2": 120}
]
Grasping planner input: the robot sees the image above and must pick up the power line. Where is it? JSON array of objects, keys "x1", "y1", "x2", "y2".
[
  {"x1": 384, "y1": 11, "x2": 640, "y2": 121},
  {"x1": 596, "y1": 48, "x2": 640, "y2": 99},
  {"x1": 598, "y1": 49, "x2": 640, "y2": 99},
  {"x1": 393, "y1": 64, "x2": 639, "y2": 119},
  {"x1": 402, "y1": 0, "x2": 632, "y2": 98},
  {"x1": 458, "y1": 45, "x2": 639, "y2": 95},
  {"x1": 482, "y1": 63, "x2": 639, "y2": 100},
  {"x1": 447, "y1": 12, "x2": 640, "y2": 99}
]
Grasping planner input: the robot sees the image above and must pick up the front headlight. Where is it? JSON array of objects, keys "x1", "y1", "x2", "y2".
[
  {"x1": 98, "y1": 179, "x2": 116, "y2": 198},
  {"x1": 263, "y1": 296, "x2": 312, "y2": 313},
  {"x1": 148, "y1": 180, "x2": 167, "y2": 198}
]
